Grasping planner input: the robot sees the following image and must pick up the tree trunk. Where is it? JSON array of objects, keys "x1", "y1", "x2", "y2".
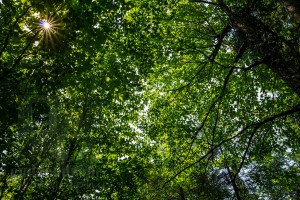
[
  {"x1": 281, "y1": 0, "x2": 300, "y2": 21},
  {"x1": 219, "y1": 1, "x2": 300, "y2": 96},
  {"x1": 51, "y1": 139, "x2": 77, "y2": 200},
  {"x1": 178, "y1": 187, "x2": 185, "y2": 200}
]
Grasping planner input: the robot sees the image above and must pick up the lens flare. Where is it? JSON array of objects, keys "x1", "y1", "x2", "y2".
[
  {"x1": 40, "y1": 20, "x2": 51, "y2": 29},
  {"x1": 38, "y1": 16, "x2": 62, "y2": 49}
]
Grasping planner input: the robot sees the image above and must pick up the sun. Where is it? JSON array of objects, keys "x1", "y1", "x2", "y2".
[
  {"x1": 41, "y1": 21, "x2": 51, "y2": 29},
  {"x1": 38, "y1": 16, "x2": 62, "y2": 49},
  {"x1": 40, "y1": 20, "x2": 53, "y2": 30}
]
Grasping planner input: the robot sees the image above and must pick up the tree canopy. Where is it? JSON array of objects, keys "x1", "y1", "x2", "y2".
[{"x1": 0, "y1": 0, "x2": 300, "y2": 199}]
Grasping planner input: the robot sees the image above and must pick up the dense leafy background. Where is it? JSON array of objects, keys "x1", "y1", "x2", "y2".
[{"x1": 0, "y1": 0, "x2": 300, "y2": 199}]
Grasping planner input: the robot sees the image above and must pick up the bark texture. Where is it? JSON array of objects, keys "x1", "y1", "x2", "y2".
[{"x1": 219, "y1": 0, "x2": 300, "y2": 96}]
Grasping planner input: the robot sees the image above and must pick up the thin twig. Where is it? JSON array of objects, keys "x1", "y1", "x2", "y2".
[{"x1": 181, "y1": 67, "x2": 234, "y2": 167}]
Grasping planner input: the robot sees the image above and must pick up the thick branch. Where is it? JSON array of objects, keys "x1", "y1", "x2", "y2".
[
  {"x1": 161, "y1": 104, "x2": 300, "y2": 189},
  {"x1": 0, "y1": 6, "x2": 31, "y2": 57},
  {"x1": 50, "y1": 95, "x2": 89, "y2": 200},
  {"x1": 179, "y1": 187, "x2": 185, "y2": 200},
  {"x1": 281, "y1": 0, "x2": 300, "y2": 21},
  {"x1": 0, "y1": 30, "x2": 40, "y2": 81},
  {"x1": 209, "y1": 23, "x2": 231, "y2": 61},
  {"x1": 233, "y1": 60, "x2": 264, "y2": 72},
  {"x1": 51, "y1": 139, "x2": 77, "y2": 200},
  {"x1": 234, "y1": 104, "x2": 300, "y2": 180},
  {"x1": 224, "y1": 159, "x2": 242, "y2": 200},
  {"x1": 217, "y1": 1, "x2": 300, "y2": 96},
  {"x1": 210, "y1": 109, "x2": 219, "y2": 160}
]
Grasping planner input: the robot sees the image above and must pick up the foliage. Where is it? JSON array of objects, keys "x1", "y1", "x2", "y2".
[{"x1": 0, "y1": 0, "x2": 300, "y2": 199}]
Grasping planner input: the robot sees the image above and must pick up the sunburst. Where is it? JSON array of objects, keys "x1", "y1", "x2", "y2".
[
  {"x1": 38, "y1": 15, "x2": 61, "y2": 49},
  {"x1": 41, "y1": 20, "x2": 51, "y2": 29}
]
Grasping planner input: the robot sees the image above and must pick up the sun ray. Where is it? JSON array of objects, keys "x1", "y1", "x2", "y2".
[{"x1": 38, "y1": 15, "x2": 62, "y2": 50}]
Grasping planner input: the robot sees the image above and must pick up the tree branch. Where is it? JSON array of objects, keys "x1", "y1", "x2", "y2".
[
  {"x1": 223, "y1": 157, "x2": 242, "y2": 200},
  {"x1": 0, "y1": 6, "x2": 31, "y2": 57},
  {"x1": 0, "y1": 30, "x2": 40, "y2": 81},
  {"x1": 161, "y1": 104, "x2": 300, "y2": 189},
  {"x1": 233, "y1": 104, "x2": 300, "y2": 180},
  {"x1": 51, "y1": 94, "x2": 89, "y2": 200},
  {"x1": 210, "y1": 109, "x2": 219, "y2": 161},
  {"x1": 170, "y1": 62, "x2": 207, "y2": 92},
  {"x1": 183, "y1": 67, "x2": 234, "y2": 163},
  {"x1": 209, "y1": 23, "x2": 231, "y2": 62},
  {"x1": 233, "y1": 60, "x2": 265, "y2": 72},
  {"x1": 189, "y1": 0, "x2": 220, "y2": 7}
]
